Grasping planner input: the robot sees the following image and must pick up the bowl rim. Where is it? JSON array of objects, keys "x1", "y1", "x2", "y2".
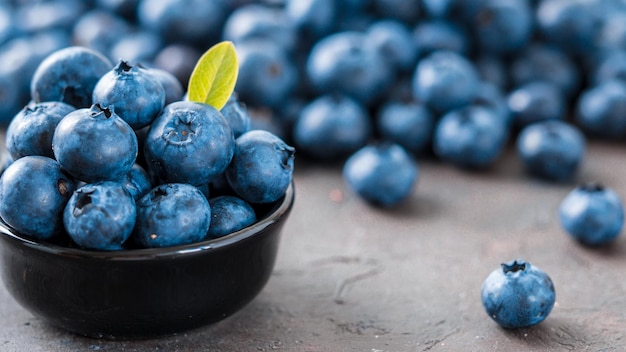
[{"x1": 0, "y1": 182, "x2": 294, "y2": 260}]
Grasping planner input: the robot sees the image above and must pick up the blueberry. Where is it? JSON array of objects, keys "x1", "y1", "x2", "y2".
[
  {"x1": 121, "y1": 163, "x2": 152, "y2": 201},
  {"x1": 306, "y1": 31, "x2": 393, "y2": 105},
  {"x1": 0, "y1": 156, "x2": 74, "y2": 240},
  {"x1": 285, "y1": 0, "x2": 337, "y2": 40},
  {"x1": 575, "y1": 80, "x2": 626, "y2": 139},
  {"x1": 474, "y1": 55, "x2": 509, "y2": 90},
  {"x1": 107, "y1": 30, "x2": 164, "y2": 66},
  {"x1": 468, "y1": 0, "x2": 533, "y2": 55},
  {"x1": 30, "y1": 46, "x2": 112, "y2": 108},
  {"x1": 343, "y1": 142, "x2": 418, "y2": 207},
  {"x1": 5, "y1": 101, "x2": 75, "y2": 160},
  {"x1": 143, "y1": 101, "x2": 234, "y2": 186},
  {"x1": 206, "y1": 196, "x2": 257, "y2": 239},
  {"x1": 53, "y1": 104, "x2": 138, "y2": 183},
  {"x1": 481, "y1": 259, "x2": 556, "y2": 329},
  {"x1": 144, "y1": 67, "x2": 184, "y2": 106},
  {"x1": 413, "y1": 51, "x2": 480, "y2": 115},
  {"x1": 413, "y1": 20, "x2": 470, "y2": 57},
  {"x1": 72, "y1": 9, "x2": 133, "y2": 56},
  {"x1": 223, "y1": 4, "x2": 297, "y2": 52},
  {"x1": 293, "y1": 94, "x2": 371, "y2": 160},
  {"x1": 133, "y1": 183, "x2": 211, "y2": 248},
  {"x1": 376, "y1": 100, "x2": 434, "y2": 155},
  {"x1": 220, "y1": 93, "x2": 252, "y2": 138},
  {"x1": 516, "y1": 120, "x2": 586, "y2": 181},
  {"x1": 225, "y1": 130, "x2": 295, "y2": 204},
  {"x1": 507, "y1": 81, "x2": 566, "y2": 130},
  {"x1": 559, "y1": 182, "x2": 624, "y2": 246},
  {"x1": 591, "y1": 49, "x2": 626, "y2": 85},
  {"x1": 536, "y1": 0, "x2": 598, "y2": 55},
  {"x1": 365, "y1": 20, "x2": 418, "y2": 73},
  {"x1": 433, "y1": 106, "x2": 508, "y2": 169},
  {"x1": 471, "y1": 82, "x2": 511, "y2": 126},
  {"x1": 63, "y1": 181, "x2": 136, "y2": 251},
  {"x1": 92, "y1": 60, "x2": 166, "y2": 130}
]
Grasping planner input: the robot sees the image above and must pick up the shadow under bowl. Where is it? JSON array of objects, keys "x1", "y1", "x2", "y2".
[{"x1": 0, "y1": 182, "x2": 295, "y2": 340}]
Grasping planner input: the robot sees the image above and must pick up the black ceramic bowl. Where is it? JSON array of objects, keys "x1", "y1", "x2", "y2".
[{"x1": 0, "y1": 183, "x2": 294, "y2": 340}]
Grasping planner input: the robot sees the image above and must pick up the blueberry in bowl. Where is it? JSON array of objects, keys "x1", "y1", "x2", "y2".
[{"x1": 0, "y1": 181, "x2": 294, "y2": 339}]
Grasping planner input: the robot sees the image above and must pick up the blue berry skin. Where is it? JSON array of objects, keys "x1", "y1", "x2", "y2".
[
  {"x1": 376, "y1": 100, "x2": 434, "y2": 156},
  {"x1": 93, "y1": 60, "x2": 166, "y2": 130},
  {"x1": 122, "y1": 164, "x2": 152, "y2": 201},
  {"x1": 63, "y1": 181, "x2": 136, "y2": 251},
  {"x1": 343, "y1": 143, "x2": 418, "y2": 207},
  {"x1": 0, "y1": 156, "x2": 75, "y2": 240},
  {"x1": 433, "y1": 106, "x2": 508, "y2": 169},
  {"x1": 472, "y1": 82, "x2": 511, "y2": 126},
  {"x1": 72, "y1": 9, "x2": 133, "y2": 56},
  {"x1": 413, "y1": 51, "x2": 480, "y2": 115},
  {"x1": 5, "y1": 101, "x2": 75, "y2": 160},
  {"x1": 474, "y1": 55, "x2": 509, "y2": 90},
  {"x1": 592, "y1": 49, "x2": 626, "y2": 86},
  {"x1": 576, "y1": 80, "x2": 626, "y2": 139},
  {"x1": 108, "y1": 30, "x2": 164, "y2": 67},
  {"x1": 516, "y1": 120, "x2": 586, "y2": 182},
  {"x1": 144, "y1": 101, "x2": 234, "y2": 186},
  {"x1": 30, "y1": 46, "x2": 112, "y2": 108},
  {"x1": 220, "y1": 93, "x2": 251, "y2": 138},
  {"x1": 133, "y1": 183, "x2": 211, "y2": 248},
  {"x1": 234, "y1": 39, "x2": 298, "y2": 109},
  {"x1": 536, "y1": 0, "x2": 597, "y2": 55},
  {"x1": 293, "y1": 94, "x2": 371, "y2": 160},
  {"x1": 468, "y1": 0, "x2": 533, "y2": 55},
  {"x1": 481, "y1": 259, "x2": 556, "y2": 329},
  {"x1": 53, "y1": 104, "x2": 138, "y2": 183},
  {"x1": 145, "y1": 67, "x2": 184, "y2": 106},
  {"x1": 365, "y1": 20, "x2": 418, "y2": 73},
  {"x1": 286, "y1": 0, "x2": 337, "y2": 40},
  {"x1": 306, "y1": 31, "x2": 393, "y2": 105},
  {"x1": 225, "y1": 130, "x2": 295, "y2": 204},
  {"x1": 371, "y1": 0, "x2": 421, "y2": 24},
  {"x1": 206, "y1": 196, "x2": 257, "y2": 239},
  {"x1": 413, "y1": 20, "x2": 470, "y2": 58},
  {"x1": 507, "y1": 82, "x2": 566, "y2": 130},
  {"x1": 559, "y1": 183, "x2": 624, "y2": 246}
]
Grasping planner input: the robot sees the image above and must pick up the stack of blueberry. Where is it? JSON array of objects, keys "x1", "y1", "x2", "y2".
[{"x1": 0, "y1": 45, "x2": 295, "y2": 251}]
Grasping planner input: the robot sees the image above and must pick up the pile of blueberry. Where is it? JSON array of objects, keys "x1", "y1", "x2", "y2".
[{"x1": 0, "y1": 45, "x2": 295, "y2": 251}]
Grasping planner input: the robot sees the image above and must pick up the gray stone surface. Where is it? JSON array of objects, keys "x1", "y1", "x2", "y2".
[{"x1": 1, "y1": 142, "x2": 626, "y2": 351}]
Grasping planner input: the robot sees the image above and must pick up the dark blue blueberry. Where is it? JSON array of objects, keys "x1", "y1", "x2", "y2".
[
  {"x1": 576, "y1": 80, "x2": 626, "y2": 139},
  {"x1": 0, "y1": 156, "x2": 74, "y2": 240},
  {"x1": 413, "y1": 20, "x2": 470, "y2": 57},
  {"x1": 371, "y1": 0, "x2": 421, "y2": 24},
  {"x1": 559, "y1": 182, "x2": 624, "y2": 246},
  {"x1": 343, "y1": 142, "x2": 418, "y2": 207},
  {"x1": 595, "y1": 12, "x2": 626, "y2": 54},
  {"x1": 133, "y1": 183, "x2": 211, "y2": 248},
  {"x1": 306, "y1": 31, "x2": 393, "y2": 105},
  {"x1": 376, "y1": 100, "x2": 434, "y2": 155},
  {"x1": 144, "y1": 67, "x2": 184, "y2": 106},
  {"x1": 96, "y1": 0, "x2": 140, "y2": 19},
  {"x1": 365, "y1": 20, "x2": 418, "y2": 73},
  {"x1": 433, "y1": 106, "x2": 508, "y2": 169},
  {"x1": 121, "y1": 163, "x2": 152, "y2": 201},
  {"x1": 413, "y1": 51, "x2": 480, "y2": 115},
  {"x1": 63, "y1": 181, "x2": 136, "y2": 251},
  {"x1": 108, "y1": 30, "x2": 164, "y2": 66},
  {"x1": 507, "y1": 82, "x2": 566, "y2": 130},
  {"x1": 92, "y1": 60, "x2": 166, "y2": 130},
  {"x1": 223, "y1": 4, "x2": 297, "y2": 52},
  {"x1": 30, "y1": 46, "x2": 113, "y2": 108},
  {"x1": 516, "y1": 120, "x2": 586, "y2": 181},
  {"x1": 474, "y1": 55, "x2": 509, "y2": 90},
  {"x1": 6, "y1": 101, "x2": 75, "y2": 160},
  {"x1": 72, "y1": 9, "x2": 133, "y2": 61},
  {"x1": 53, "y1": 104, "x2": 138, "y2": 183},
  {"x1": 220, "y1": 93, "x2": 251, "y2": 138},
  {"x1": 206, "y1": 195, "x2": 257, "y2": 239},
  {"x1": 510, "y1": 44, "x2": 581, "y2": 98},
  {"x1": 591, "y1": 49, "x2": 626, "y2": 85},
  {"x1": 481, "y1": 259, "x2": 556, "y2": 329},
  {"x1": 235, "y1": 39, "x2": 298, "y2": 109},
  {"x1": 225, "y1": 130, "x2": 295, "y2": 204},
  {"x1": 293, "y1": 94, "x2": 371, "y2": 160},
  {"x1": 468, "y1": 0, "x2": 533, "y2": 55},
  {"x1": 144, "y1": 101, "x2": 234, "y2": 186},
  {"x1": 286, "y1": 0, "x2": 337, "y2": 40},
  {"x1": 472, "y1": 82, "x2": 511, "y2": 126},
  {"x1": 536, "y1": 0, "x2": 599, "y2": 55}
]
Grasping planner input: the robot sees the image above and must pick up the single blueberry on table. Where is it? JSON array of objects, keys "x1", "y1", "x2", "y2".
[
  {"x1": 63, "y1": 181, "x2": 136, "y2": 251},
  {"x1": 30, "y1": 46, "x2": 112, "y2": 108},
  {"x1": 559, "y1": 182, "x2": 624, "y2": 246},
  {"x1": 433, "y1": 106, "x2": 508, "y2": 169},
  {"x1": 144, "y1": 101, "x2": 234, "y2": 186},
  {"x1": 92, "y1": 60, "x2": 166, "y2": 130},
  {"x1": 516, "y1": 120, "x2": 586, "y2": 182},
  {"x1": 293, "y1": 94, "x2": 371, "y2": 160},
  {"x1": 0, "y1": 156, "x2": 75, "y2": 240},
  {"x1": 133, "y1": 183, "x2": 211, "y2": 248},
  {"x1": 53, "y1": 104, "x2": 138, "y2": 183},
  {"x1": 343, "y1": 142, "x2": 418, "y2": 207},
  {"x1": 575, "y1": 79, "x2": 626, "y2": 139},
  {"x1": 5, "y1": 101, "x2": 75, "y2": 160},
  {"x1": 206, "y1": 196, "x2": 257, "y2": 239},
  {"x1": 481, "y1": 259, "x2": 556, "y2": 329},
  {"x1": 225, "y1": 130, "x2": 295, "y2": 204}
]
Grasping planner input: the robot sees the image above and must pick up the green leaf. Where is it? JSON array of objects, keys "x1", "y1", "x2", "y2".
[{"x1": 187, "y1": 41, "x2": 239, "y2": 110}]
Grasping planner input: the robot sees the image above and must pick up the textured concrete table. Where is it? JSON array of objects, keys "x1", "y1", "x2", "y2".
[{"x1": 1, "y1": 142, "x2": 625, "y2": 351}]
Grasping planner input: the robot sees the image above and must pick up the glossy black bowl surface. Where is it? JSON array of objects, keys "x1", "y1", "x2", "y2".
[{"x1": 0, "y1": 183, "x2": 294, "y2": 340}]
